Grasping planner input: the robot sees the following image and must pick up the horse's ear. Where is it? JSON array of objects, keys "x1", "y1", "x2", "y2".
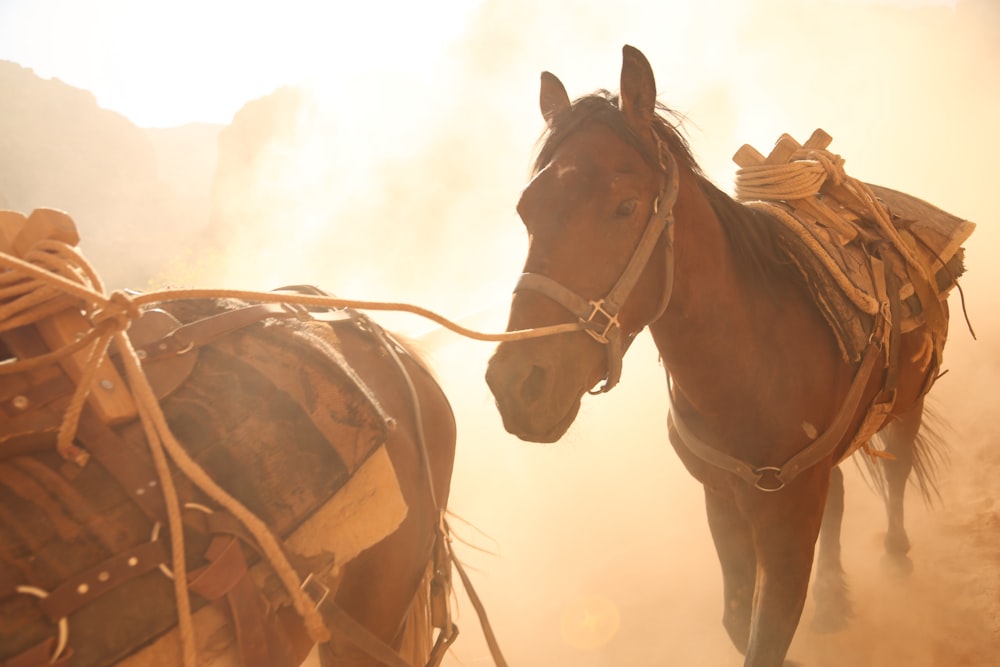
[
  {"x1": 619, "y1": 45, "x2": 656, "y2": 133},
  {"x1": 540, "y1": 71, "x2": 571, "y2": 127}
]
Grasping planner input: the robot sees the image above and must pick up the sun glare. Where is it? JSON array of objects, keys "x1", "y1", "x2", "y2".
[{"x1": 0, "y1": 0, "x2": 485, "y2": 128}]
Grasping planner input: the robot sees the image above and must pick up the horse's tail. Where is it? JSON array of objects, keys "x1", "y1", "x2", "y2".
[
  {"x1": 909, "y1": 402, "x2": 951, "y2": 504},
  {"x1": 857, "y1": 400, "x2": 951, "y2": 506}
]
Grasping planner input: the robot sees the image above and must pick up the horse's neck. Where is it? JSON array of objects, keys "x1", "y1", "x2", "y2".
[
  {"x1": 648, "y1": 175, "x2": 838, "y2": 422},
  {"x1": 650, "y1": 181, "x2": 752, "y2": 411}
]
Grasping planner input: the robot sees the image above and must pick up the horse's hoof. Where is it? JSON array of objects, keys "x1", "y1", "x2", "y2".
[
  {"x1": 880, "y1": 551, "x2": 914, "y2": 576},
  {"x1": 884, "y1": 531, "x2": 911, "y2": 558}
]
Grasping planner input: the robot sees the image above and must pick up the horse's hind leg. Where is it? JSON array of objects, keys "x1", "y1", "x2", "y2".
[
  {"x1": 705, "y1": 487, "x2": 756, "y2": 653},
  {"x1": 811, "y1": 465, "x2": 852, "y2": 632},
  {"x1": 880, "y1": 397, "x2": 924, "y2": 572}
]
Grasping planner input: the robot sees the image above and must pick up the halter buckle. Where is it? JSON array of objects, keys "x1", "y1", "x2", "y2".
[{"x1": 584, "y1": 299, "x2": 620, "y2": 344}]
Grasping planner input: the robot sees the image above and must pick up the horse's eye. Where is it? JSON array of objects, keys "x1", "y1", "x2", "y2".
[{"x1": 615, "y1": 199, "x2": 638, "y2": 218}]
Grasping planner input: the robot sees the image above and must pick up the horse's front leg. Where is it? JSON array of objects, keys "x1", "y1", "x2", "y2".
[
  {"x1": 704, "y1": 486, "x2": 756, "y2": 653},
  {"x1": 742, "y1": 466, "x2": 831, "y2": 667},
  {"x1": 811, "y1": 464, "x2": 852, "y2": 632}
]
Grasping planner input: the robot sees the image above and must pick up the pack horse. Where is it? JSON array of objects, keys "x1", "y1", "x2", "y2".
[
  {"x1": 0, "y1": 210, "x2": 457, "y2": 667},
  {"x1": 486, "y1": 46, "x2": 974, "y2": 666}
]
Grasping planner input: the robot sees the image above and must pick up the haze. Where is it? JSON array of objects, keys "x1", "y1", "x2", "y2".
[{"x1": 1, "y1": 0, "x2": 997, "y2": 665}]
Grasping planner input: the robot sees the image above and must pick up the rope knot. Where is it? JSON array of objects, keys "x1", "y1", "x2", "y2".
[
  {"x1": 807, "y1": 149, "x2": 847, "y2": 186},
  {"x1": 92, "y1": 290, "x2": 139, "y2": 333}
]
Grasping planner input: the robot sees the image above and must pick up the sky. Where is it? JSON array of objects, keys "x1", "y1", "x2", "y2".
[
  {"x1": 0, "y1": 0, "x2": 960, "y2": 129},
  {"x1": 2, "y1": 0, "x2": 997, "y2": 665},
  {"x1": 0, "y1": 0, "x2": 483, "y2": 127}
]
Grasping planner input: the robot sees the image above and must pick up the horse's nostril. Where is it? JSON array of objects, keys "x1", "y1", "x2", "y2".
[{"x1": 521, "y1": 364, "x2": 547, "y2": 405}]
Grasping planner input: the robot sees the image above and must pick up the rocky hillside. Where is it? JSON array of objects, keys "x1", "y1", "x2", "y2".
[{"x1": 0, "y1": 61, "x2": 219, "y2": 289}]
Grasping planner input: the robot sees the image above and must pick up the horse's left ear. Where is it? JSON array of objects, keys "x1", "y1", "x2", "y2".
[
  {"x1": 619, "y1": 45, "x2": 656, "y2": 133},
  {"x1": 540, "y1": 71, "x2": 571, "y2": 127}
]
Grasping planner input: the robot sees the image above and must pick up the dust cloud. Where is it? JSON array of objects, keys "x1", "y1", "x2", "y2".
[{"x1": 123, "y1": 0, "x2": 1000, "y2": 664}]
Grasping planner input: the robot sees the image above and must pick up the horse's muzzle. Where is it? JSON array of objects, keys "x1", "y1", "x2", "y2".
[{"x1": 485, "y1": 343, "x2": 583, "y2": 443}]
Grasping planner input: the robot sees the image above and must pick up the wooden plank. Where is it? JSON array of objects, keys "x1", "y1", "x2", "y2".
[
  {"x1": 803, "y1": 128, "x2": 833, "y2": 150},
  {"x1": 764, "y1": 133, "x2": 801, "y2": 164},
  {"x1": 12, "y1": 208, "x2": 79, "y2": 253},
  {"x1": 0, "y1": 210, "x2": 28, "y2": 250},
  {"x1": 732, "y1": 143, "x2": 766, "y2": 168}
]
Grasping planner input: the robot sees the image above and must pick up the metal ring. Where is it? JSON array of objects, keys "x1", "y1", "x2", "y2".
[
  {"x1": 149, "y1": 502, "x2": 214, "y2": 579},
  {"x1": 753, "y1": 466, "x2": 786, "y2": 492},
  {"x1": 14, "y1": 585, "x2": 69, "y2": 664}
]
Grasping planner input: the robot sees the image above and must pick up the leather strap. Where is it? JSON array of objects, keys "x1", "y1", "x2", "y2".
[
  {"x1": 320, "y1": 599, "x2": 414, "y2": 667},
  {"x1": 187, "y1": 535, "x2": 249, "y2": 601},
  {"x1": 36, "y1": 540, "x2": 168, "y2": 621},
  {"x1": 76, "y1": 411, "x2": 168, "y2": 520},
  {"x1": 881, "y1": 257, "x2": 903, "y2": 402},
  {"x1": 0, "y1": 638, "x2": 72, "y2": 667},
  {"x1": 133, "y1": 303, "x2": 299, "y2": 362},
  {"x1": 187, "y1": 534, "x2": 298, "y2": 667},
  {"x1": 669, "y1": 341, "x2": 882, "y2": 491}
]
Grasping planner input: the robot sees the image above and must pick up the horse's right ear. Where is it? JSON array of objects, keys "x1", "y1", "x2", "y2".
[
  {"x1": 619, "y1": 45, "x2": 656, "y2": 135},
  {"x1": 540, "y1": 71, "x2": 570, "y2": 127}
]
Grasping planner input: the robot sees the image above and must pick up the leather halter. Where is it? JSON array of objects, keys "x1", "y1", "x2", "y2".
[{"x1": 514, "y1": 141, "x2": 681, "y2": 393}]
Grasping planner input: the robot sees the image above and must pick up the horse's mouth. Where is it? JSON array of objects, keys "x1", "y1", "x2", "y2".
[
  {"x1": 495, "y1": 395, "x2": 582, "y2": 443},
  {"x1": 486, "y1": 359, "x2": 586, "y2": 443},
  {"x1": 486, "y1": 336, "x2": 601, "y2": 444}
]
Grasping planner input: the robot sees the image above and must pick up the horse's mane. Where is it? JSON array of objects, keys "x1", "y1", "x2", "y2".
[{"x1": 533, "y1": 91, "x2": 798, "y2": 285}]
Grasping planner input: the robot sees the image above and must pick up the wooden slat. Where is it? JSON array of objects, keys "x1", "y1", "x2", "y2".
[
  {"x1": 1, "y1": 208, "x2": 136, "y2": 424},
  {"x1": 732, "y1": 143, "x2": 765, "y2": 169},
  {"x1": 764, "y1": 133, "x2": 801, "y2": 164}
]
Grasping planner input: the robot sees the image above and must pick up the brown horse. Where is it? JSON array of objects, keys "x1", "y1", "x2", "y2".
[
  {"x1": 0, "y1": 284, "x2": 456, "y2": 667},
  {"x1": 485, "y1": 46, "x2": 970, "y2": 666}
]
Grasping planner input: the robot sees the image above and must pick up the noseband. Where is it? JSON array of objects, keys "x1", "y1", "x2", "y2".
[{"x1": 513, "y1": 141, "x2": 680, "y2": 393}]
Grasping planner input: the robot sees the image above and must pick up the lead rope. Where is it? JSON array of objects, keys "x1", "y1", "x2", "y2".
[
  {"x1": 1, "y1": 241, "x2": 543, "y2": 667},
  {"x1": 129, "y1": 288, "x2": 585, "y2": 342}
]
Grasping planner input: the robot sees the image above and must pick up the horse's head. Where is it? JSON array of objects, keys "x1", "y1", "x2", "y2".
[{"x1": 486, "y1": 45, "x2": 680, "y2": 443}]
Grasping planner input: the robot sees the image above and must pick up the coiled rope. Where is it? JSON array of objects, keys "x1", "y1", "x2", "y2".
[
  {"x1": 0, "y1": 237, "x2": 582, "y2": 667},
  {"x1": 734, "y1": 147, "x2": 927, "y2": 275}
]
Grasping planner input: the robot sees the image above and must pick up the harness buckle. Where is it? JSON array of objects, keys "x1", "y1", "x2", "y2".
[
  {"x1": 301, "y1": 572, "x2": 330, "y2": 610},
  {"x1": 584, "y1": 299, "x2": 620, "y2": 344}
]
